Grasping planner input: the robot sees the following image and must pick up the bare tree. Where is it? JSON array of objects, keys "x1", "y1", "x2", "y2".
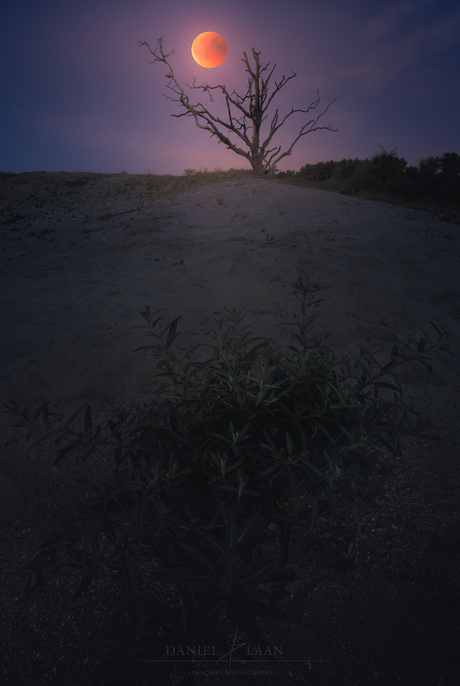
[{"x1": 140, "y1": 37, "x2": 337, "y2": 175}]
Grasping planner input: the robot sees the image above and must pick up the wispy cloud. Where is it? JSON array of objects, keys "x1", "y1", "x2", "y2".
[
  {"x1": 341, "y1": 2, "x2": 460, "y2": 94},
  {"x1": 340, "y1": 40, "x2": 417, "y2": 92},
  {"x1": 409, "y1": 5, "x2": 460, "y2": 54},
  {"x1": 360, "y1": 0, "x2": 436, "y2": 40},
  {"x1": 38, "y1": 115, "x2": 141, "y2": 150}
]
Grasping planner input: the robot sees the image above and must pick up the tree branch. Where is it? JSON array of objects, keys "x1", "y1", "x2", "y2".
[{"x1": 140, "y1": 38, "x2": 337, "y2": 174}]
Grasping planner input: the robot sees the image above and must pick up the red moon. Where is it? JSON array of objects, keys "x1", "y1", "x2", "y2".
[{"x1": 191, "y1": 32, "x2": 228, "y2": 68}]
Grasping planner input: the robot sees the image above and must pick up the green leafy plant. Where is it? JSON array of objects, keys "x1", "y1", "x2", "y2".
[{"x1": 4, "y1": 276, "x2": 451, "y2": 645}]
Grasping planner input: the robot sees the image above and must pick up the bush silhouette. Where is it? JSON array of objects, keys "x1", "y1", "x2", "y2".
[
  {"x1": 278, "y1": 147, "x2": 460, "y2": 206},
  {"x1": 5, "y1": 276, "x2": 451, "y2": 644}
]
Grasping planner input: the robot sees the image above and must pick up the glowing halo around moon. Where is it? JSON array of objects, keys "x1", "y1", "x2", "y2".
[{"x1": 191, "y1": 32, "x2": 228, "y2": 68}]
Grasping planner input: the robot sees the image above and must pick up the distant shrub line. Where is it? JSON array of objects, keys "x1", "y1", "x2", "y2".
[{"x1": 277, "y1": 147, "x2": 460, "y2": 206}]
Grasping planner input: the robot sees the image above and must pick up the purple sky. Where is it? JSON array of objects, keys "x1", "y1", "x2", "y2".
[{"x1": 1, "y1": 0, "x2": 459, "y2": 175}]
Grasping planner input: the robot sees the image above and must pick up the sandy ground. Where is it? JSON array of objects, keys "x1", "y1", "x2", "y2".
[
  {"x1": 1, "y1": 171, "x2": 460, "y2": 685},
  {"x1": 1, "y1": 171, "x2": 459, "y2": 410}
]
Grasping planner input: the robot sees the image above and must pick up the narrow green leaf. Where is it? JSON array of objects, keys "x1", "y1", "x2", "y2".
[
  {"x1": 237, "y1": 506, "x2": 261, "y2": 548},
  {"x1": 281, "y1": 523, "x2": 291, "y2": 563},
  {"x1": 54, "y1": 440, "x2": 81, "y2": 463},
  {"x1": 144, "y1": 530, "x2": 172, "y2": 568},
  {"x1": 185, "y1": 522, "x2": 226, "y2": 557},
  {"x1": 179, "y1": 542, "x2": 225, "y2": 589},
  {"x1": 310, "y1": 418, "x2": 337, "y2": 446},
  {"x1": 164, "y1": 316, "x2": 181, "y2": 349},
  {"x1": 84, "y1": 405, "x2": 92, "y2": 432},
  {"x1": 103, "y1": 512, "x2": 117, "y2": 544},
  {"x1": 81, "y1": 446, "x2": 97, "y2": 461},
  {"x1": 152, "y1": 567, "x2": 210, "y2": 582},
  {"x1": 235, "y1": 558, "x2": 282, "y2": 594},
  {"x1": 353, "y1": 503, "x2": 361, "y2": 527},
  {"x1": 271, "y1": 511, "x2": 300, "y2": 526},
  {"x1": 184, "y1": 580, "x2": 200, "y2": 609},
  {"x1": 72, "y1": 565, "x2": 99, "y2": 602},
  {"x1": 118, "y1": 554, "x2": 133, "y2": 602},
  {"x1": 285, "y1": 431, "x2": 294, "y2": 455},
  {"x1": 112, "y1": 522, "x2": 137, "y2": 555},
  {"x1": 64, "y1": 404, "x2": 87, "y2": 429},
  {"x1": 139, "y1": 491, "x2": 153, "y2": 530},
  {"x1": 240, "y1": 596, "x2": 285, "y2": 620},
  {"x1": 32, "y1": 403, "x2": 47, "y2": 422},
  {"x1": 189, "y1": 601, "x2": 225, "y2": 637},
  {"x1": 27, "y1": 431, "x2": 53, "y2": 456},
  {"x1": 236, "y1": 605, "x2": 266, "y2": 644},
  {"x1": 428, "y1": 320, "x2": 443, "y2": 337},
  {"x1": 419, "y1": 359, "x2": 433, "y2": 376},
  {"x1": 91, "y1": 524, "x2": 100, "y2": 555}
]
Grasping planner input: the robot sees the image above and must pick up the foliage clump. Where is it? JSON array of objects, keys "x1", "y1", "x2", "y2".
[
  {"x1": 278, "y1": 147, "x2": 460, "y2": 210},
  {"x1": 5, "y1": 277, "x2": 450, "y2": 646}
]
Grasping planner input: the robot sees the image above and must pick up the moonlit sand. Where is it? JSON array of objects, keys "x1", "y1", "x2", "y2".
[{"x1": 1, "y1": 171, "x2": 459, "y2": 410}]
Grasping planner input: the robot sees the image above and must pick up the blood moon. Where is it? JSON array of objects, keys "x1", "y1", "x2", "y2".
[{"x1": 191, "y1": 32, "x2": 228, "y2": 68}]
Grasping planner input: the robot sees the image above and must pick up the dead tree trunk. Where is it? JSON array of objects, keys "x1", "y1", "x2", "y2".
[{"x1": 141, "y1": 38, "x2": 337, "y2": 174}]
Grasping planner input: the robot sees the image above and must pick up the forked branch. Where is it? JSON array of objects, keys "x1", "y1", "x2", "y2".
[{"x1": 140, "y1": 38, "x2": 337, "y2": 174}]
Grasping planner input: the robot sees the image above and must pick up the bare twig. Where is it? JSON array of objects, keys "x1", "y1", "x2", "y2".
[{"x1": 140, "y1": 38, "x2": 337, "y2": 174}]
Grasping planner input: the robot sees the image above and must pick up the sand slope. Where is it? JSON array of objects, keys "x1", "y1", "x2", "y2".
[
  {"x1": 1, "y1": 172, "x2": 459, "y2": 408},
  {"x1": 1, "y1": 171, "x2": 460, "y2": 686}
]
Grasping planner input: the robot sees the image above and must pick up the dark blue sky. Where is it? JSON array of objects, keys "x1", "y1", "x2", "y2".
[{"x1": 1, "y1": 0, "x2": 459, "y2": 174}]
